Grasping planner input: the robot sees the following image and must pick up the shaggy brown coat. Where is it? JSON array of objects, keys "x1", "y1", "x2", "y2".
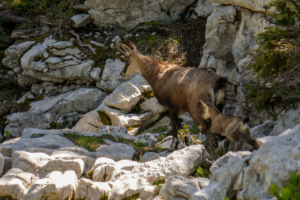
[{"x1": 114, "y1": 41, "x2": 227, "y2": 149}]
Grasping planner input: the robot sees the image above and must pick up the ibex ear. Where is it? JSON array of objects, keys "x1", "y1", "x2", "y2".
[
  {"x1": 199, "y1": 98, "x2": 208, "y2": 110},
  {"x1": 126, "y1": 40, "x2": 137, "y2": 51},
  {"x1": 243, "y1": 117, "x2": 250, "y2": 124}
]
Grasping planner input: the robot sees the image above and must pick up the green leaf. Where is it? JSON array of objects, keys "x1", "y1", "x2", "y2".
[
  {"x1": 290, "y1": 172, "x2": 298, "y2": 186},
  {"x1": 270, "y1": 185, "x2": 279, "y2": 197},
  {"x1": 281, "y1": 187, "x2": 291, "y2": 199}
]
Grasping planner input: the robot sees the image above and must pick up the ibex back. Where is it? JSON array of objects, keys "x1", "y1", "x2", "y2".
[{"x1": 114, "y1": 41, "x2": 227, "y2": 150}]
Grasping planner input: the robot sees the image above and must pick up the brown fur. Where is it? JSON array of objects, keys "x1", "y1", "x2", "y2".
[
  {"x1": 199, "y1": 99, "x2": 260, "y2": 152},
  {"x1": 114, "y1": 41, "x2": 227, "y2": 150}
]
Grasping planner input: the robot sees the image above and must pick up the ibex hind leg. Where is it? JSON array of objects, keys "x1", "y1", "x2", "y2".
[{"x1": 170, "y1": 109, "x2": 180, "y2": 150}]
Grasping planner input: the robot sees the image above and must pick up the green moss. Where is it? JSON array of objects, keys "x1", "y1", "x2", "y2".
[
  {"x1": 100, "y1": 194, "x2": 109, "y2": 200},
  {"x1": 98, "y1": 111, "x2": 112, "y2": 125},
  {"x1": 64, "y1": 132, "x2": 105, "y2": 152}
]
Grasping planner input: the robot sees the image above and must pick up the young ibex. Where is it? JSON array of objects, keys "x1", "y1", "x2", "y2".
[
  {"x1": 114, "y1": 41, "x2": 227, "y2": 150},
  {"x1": 199, "y1": 98, "x2": 259, "y2": 152}
]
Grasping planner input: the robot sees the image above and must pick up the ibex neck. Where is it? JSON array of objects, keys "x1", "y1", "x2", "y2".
[
  {"x1": 209, "y1": 107, "x2": 221, "y2": 120},
  {"x1": 140, "y1": 56, "x2": 169, "y2": 83}
]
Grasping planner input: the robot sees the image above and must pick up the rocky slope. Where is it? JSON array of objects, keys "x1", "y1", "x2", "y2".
[{"x1": 0, "y1": 0, "x2": 299, "y2": 199}]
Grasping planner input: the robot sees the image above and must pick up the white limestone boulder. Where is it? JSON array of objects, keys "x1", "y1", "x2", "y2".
[
  {"x1": 22, "y1": 170, "x2": 77, "y2": 200},
  {"x1": 0, "y1": 168, "x2": 38, "y2": 199}
]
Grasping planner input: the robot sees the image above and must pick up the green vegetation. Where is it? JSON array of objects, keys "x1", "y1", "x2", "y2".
[
  {"x1": 64, "y1": 132, "x2": 105, "y2": 152},
  {"x1": 270, "y1": 172, "x2": 300, "y2": 200},
  {"x1": 154, "y1": 180, "x2": 165, "y2": 192},
  {"x1": 245, "y1": 0, "x2": 300, "y2": 116},
  {"x1": 193, "y1": 167, "x2": 210, "y2": 178},
  {"x1": 5, "y1": 0, "x2": 85, "y2": 32},
  {"x1": 123, "y1": 193, "x2": 140, "y2": 200}
]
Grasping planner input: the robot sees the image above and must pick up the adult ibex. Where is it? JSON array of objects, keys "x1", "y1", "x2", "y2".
[
  {"x1": 114, "y1": 41, "x2": 227, "y2": 150},
  {"x1": 199, "y1": 98, "x2": 259, "y2": 152}
]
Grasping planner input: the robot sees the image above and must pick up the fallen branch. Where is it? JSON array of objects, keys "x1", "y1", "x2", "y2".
[{"x1": 69, "y1": 30, "x2": 96, "y2": 54}]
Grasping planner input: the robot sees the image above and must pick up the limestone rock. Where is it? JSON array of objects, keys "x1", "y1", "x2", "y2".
[
  {"x1": 96, "y1": 140, "x2": 136, "y2": 161},
  {"x1": 160, "y1": 175, "x2": 210, "y2": 200},
  {"x1": 97, "y1": 58, "x2": 127, "y2": 92},
  {"x1": 5, "y1": 88, "x2": 106, "y2": 137},
  {"x1": 73, "y1": 110, "x2": 103, "y2": 133},
  {"x1": 75, "y1": 178, "x2": 111, "y2": 200},
  {"x1": 22, "y1": 171, "x2": 77, "y2": 200},
  {"x1": 90, "y1": 67, "x2": 102, "y2": 81},
  {"x1": 2, "y1": 41, "x2": 36, "y2": 70},
  {"x1": 141, "y1": 152, "x2": 160, "y2": 163},
  {"x1": 232, "y1": 9, "x2": 270, "y2": 72},
  {"x1": 0, "y1": 168, "x2": 38, "y2": 199},
  {"x1": 250, "y1": 120, "x2": 276, "y2": 139},
  {"x1": 0, "y1": 153, "x2": 4, "y2": 176},
  {"x1": 7, "y1": 135, "x2": 78, "y2": 155},
  {"x1": 237, "y1": 124, "x2": 300, "y2": 199},
  {"x1": 194, "y1": 181, "x2": 228, "y2": 200},
  {"x1": 132, "y1": 145, "x2": 209, "y2": 183},
  {"x1": 104, "y1": 81, "x2": 142, "y2": 112},
  {"x1": 52, "y1": 41, "x2": 73, "y2": 49},
  {"x1": 70, "y1": 14, "x2": 92, "y2": 28},
  {"x1": 210, "y1": 151, "x2": 252, "y2": 191},
  {"x1": 270, "y1": 106, "x2": 300, "y2": 136},
  {"x1": 205, "y1": 5, "x2": 237, "y2": 61},
  {"x1": 194, "y1": 0, "x2": 214, "y2": 17},
  {"x1": 85, "y1": 0, "x2": 195, "y2": 30},
  {"x1": 209, "y1": 0, "x2": 272, "y2": 13},
  {"x1": 108, "y1": 174, "x2": 157, "y2": 200}
]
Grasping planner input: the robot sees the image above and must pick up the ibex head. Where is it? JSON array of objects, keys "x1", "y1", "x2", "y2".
[{"x1": 114, "y1": 41, "x2": 143, "y2": 78}]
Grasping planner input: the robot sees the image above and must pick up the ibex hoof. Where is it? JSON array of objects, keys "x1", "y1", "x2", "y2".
[{"x1": 170, "y1": 138, "x2": 180, "y2": 150}]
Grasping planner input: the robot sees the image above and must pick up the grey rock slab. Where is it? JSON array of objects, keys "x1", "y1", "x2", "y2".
[
  {"x1": 141, "y1": 152, "x2": 160, "y2": 163},
  {"x1": 250, "y1": 120, "x2": 276, "y2": 139},
  {"x1": 45, "y1": 57, "x2": 63, "y2": 64},
  {"x1": 96, "y1": 141, "x2": 135, "y2": 161},
  {"x1": 11, "y1": 134, "x2": 79, "y2": 154},
  {"x1": 52, "y1": 41, "x2": 73, "y2": 49},
  {"x1": 194, "y1": 180, "x2": 228, "y2": 200},
  {"x1": 70, "y1": 14, "x2": 92, "y2": 28},
  {"x1": 160, "y1": 175, "x2": 210, "y2": 200}
]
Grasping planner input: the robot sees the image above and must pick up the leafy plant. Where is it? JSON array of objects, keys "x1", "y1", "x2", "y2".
[
  {"x1": 270, "y1": 172, "x2": 300, "y2": 200},
  {"x1": 245, "y1": 0, "x2": 300, "y2": 115},
  {"x1": 4, "y1": 130, "x2": 10, "y2": 138},
  {"x1": 154, "y1": 180, "x2": 165, "y2": 192},
  {"x1": 193, "y1": 167, "x2": 210, "y2": 178},
  {"x1": 178, "y1": 124, "x2": 203, "y2": 146}
]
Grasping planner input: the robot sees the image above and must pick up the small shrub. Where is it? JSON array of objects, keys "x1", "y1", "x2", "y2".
[{"x1": 270, "y1": 172, "x2": 300, "y2": 200}]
